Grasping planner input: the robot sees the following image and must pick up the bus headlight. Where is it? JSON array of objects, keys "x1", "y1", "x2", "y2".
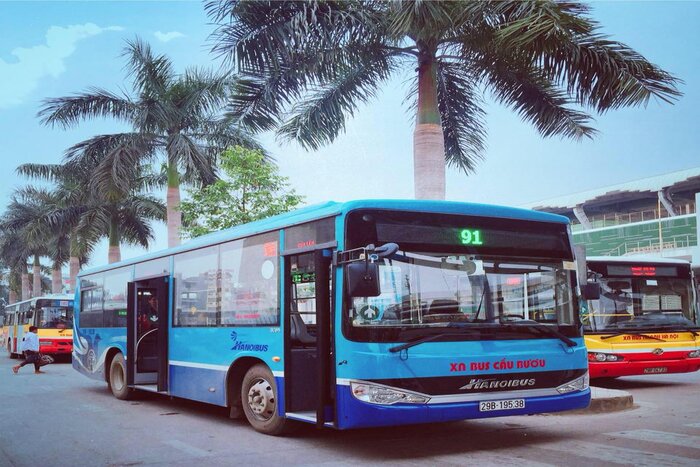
[
  {"x1": 556, "y1": 372, "x2": 589, "y2": 394},
  {"x1": 588, "y1": 352, "x2": 622, "y2": 362},
  {"x1": 688, "y1": 350, "x2": 700, "y2": 358},
  {"x1": 350, "y1": 381, "x2": 430, "y2": 405}
]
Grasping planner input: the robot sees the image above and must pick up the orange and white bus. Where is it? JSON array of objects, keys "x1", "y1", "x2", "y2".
[
  {"x1": 582, "y1": 257, "x2": 700, "y2": 378},
  {"x1": 2, "y1": 295, "x2": 74, "y2": 358}
]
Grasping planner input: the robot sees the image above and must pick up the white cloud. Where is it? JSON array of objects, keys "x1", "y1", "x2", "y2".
[
  {"x1": 0, "y1": 23, "x2": 123, "y2": 109},
  {"x1": 154, "y1": 31, "x2": 185, "y2": 43}
]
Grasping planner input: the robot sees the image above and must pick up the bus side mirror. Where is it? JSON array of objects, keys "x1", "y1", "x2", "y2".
[
  {"x1": 346, "y1": 262, "x2": 380, "y2": 297},
  {"x1": 581, "y1": 283, "x2": 600, "y2": 300}
]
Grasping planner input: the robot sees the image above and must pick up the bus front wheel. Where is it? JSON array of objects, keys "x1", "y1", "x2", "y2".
[
  {"x1": 108, "y1": 353, "x2": 132, "y2": 400},
  {"x1": 241, "y1": 364, "x2": 287, "y2": 435}
]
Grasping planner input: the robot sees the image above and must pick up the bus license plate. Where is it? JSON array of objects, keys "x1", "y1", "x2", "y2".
[
  {"x1": 643, "y1": 367, "x2": 668, "y2": 374},
  {"x1": 479, "y1": 399, "x2": 525, "y2": 412}
]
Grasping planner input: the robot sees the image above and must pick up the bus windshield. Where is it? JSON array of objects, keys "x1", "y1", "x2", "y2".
[
  {"x1": 37, "y1": 305, "x2": 73, "y2": 329},
  {"x1": 350, "y1": 253, "x2": 576, "y2": 336},
  {"x1": 585, "y1": 275, "x2": 696, "y2": 332},
  {"x1": 344, "y1": 209, "x2": 578, "y2": 342}
]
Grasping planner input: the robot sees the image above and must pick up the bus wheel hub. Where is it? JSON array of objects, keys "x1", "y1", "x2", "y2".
[{"x1": 248, "y1": 379, "x2": 275, "y2": 418}]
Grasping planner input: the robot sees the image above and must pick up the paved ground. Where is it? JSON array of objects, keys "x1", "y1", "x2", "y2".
[{"x1": 1, "y1": 356, "x2": 699, "y2": 466}]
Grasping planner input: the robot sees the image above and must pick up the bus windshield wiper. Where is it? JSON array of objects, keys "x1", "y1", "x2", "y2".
[
  {"x1": 388, "y1": 330, "x2": 478, "y2": 353},
  {"x1": 499, "y1": 320, "x2": 576, "y2": 347},
  {"x1": 600, "y1": 330, "x2": 666, "y2": 341}
]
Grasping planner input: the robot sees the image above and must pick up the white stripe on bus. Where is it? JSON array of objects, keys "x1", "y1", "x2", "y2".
[{"x1": 168, "y1": 360, "x2": 284, "y2": 377}]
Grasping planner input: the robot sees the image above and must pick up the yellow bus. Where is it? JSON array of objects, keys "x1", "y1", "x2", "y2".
[
  {"x1": 582, "y1": 257, "x2": 699, "y2": 378},
  {"x1": 3, "y1": 295, "x2": 74, "y2": 358}
]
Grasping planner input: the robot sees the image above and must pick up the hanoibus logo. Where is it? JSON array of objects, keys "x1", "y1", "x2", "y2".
[{"x1": 230, "y1": 331, "x2": 269, "y2": 352}]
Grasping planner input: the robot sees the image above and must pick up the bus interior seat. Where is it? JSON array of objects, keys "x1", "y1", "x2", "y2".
[
  {"x1": 428, "y1": 299, "x2": 460, "y2": 315},
  {"x1": 290, "y1": 313, "x2": 316, "y2": 345}
]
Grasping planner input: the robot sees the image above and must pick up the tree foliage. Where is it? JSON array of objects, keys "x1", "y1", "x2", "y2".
[
  {"x1": 180, "y1": 146, "x2": 304, "y2": 237},
  {"x1": 206, "y1": 0, "x2": 681, "y2": 174},
  {"x1": 38, "y1": 38, "x2": 262, "y2": 246}
]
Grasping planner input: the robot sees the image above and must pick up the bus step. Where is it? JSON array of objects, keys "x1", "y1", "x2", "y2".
[
  {"x1": 133, "y1": 384, "x2": 166, "y2": 394},
  {"x1": 286, "y1": 411, "x2": 316, "y2": 423}
]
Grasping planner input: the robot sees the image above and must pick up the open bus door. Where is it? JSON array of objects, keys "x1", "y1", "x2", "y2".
[
  {"x1": 126, "y1": 276, "x2": 170, "y2": 392},
  {"x1": 283, "y1": 249, "x2": 333, "y2": 427}
]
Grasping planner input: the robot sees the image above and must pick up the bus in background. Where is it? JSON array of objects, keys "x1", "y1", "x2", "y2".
[
  {"x1": 582, "y1": 256, "x2": 700, "y2": 378},
  {"x1": 3, "y1": 294, "x2": 74, "y2": 358},
  {"x1": 73, "y1": 200, "x2": 590, "y2": 434}
]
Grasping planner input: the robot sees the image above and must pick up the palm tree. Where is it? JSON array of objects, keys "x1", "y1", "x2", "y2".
[
  {"x1": 18, "y1": 160, "x2": 165, "y2": 287},
  {"x1": 15, "y1": 164, "x2": 94, "y2": 292},
  {"x1": 77, "y1": 167, "x2": 167, "y2": 264},
  {"x1": 0, "y1": 229, "x2": 32, "y2": 301},
  {"x1": 38, "y1": 38, "x2": 261, "y2": 247},
  {"x1": 206, "y1": 0, "x2": 681, "y2": 199},
  {"x1": 0, "y1": 190, "x2": 51, "y2": 298}
]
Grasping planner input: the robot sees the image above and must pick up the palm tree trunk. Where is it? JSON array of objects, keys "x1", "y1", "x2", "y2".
[
  {"x1": 51, "y1": 263, "x2": 63, "y2": 294},
  {"x1": 69, "y1": 233, "x2": 80, "y2": 293},
  {"x1": 166, "y1": 160, "x2": 182, "y2": 247},
  {"x1": 108, "y1": 214, "x2": 121, "y2": 264},
  {"x1": 21, "y1": 267, "x2": 30, "y2": 301},
  {"x1": 32, "y1": 255, "x2": 41, "y2": 297},
  {"x1": 69, "y1": 257, "x2": 80, "y2": 292},
  {"x1": 414, "y1": 54, "x2": 445, "y2": 200}
]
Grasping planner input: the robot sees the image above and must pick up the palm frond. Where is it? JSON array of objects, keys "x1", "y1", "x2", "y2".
[
  {"x1": 167, "y1": 133, "x2": 218, "y2": 186},
  {"x1": 278, "y1": 51, "x2": 396, "y2": 149},
  {"x1": 494, "y1": 1, "x2": 681, "y2": 111},
  {"x1": 434, "y1": 62, "x2": 487, "y2": 173},
  {"x1": 478, "y1": 51, "x2": 597, "y2": 140},
  {"x1": 123, "y1": 37, "x2": 175, "y2": 98},
  {"x1": 38, "y1": 88, "x2": 136, "y2": 129},
  {"x1": 16, "y1": 163, "x2": 64, "y2": 182}
]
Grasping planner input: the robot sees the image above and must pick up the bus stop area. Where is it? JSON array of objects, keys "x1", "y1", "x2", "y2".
[{"x1": 6, "y1": 357, "x2": 698, "y2": 467}]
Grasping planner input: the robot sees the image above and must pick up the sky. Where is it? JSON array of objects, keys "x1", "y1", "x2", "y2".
[{"x1": 1, "y1": 0, "x2": 699, "y2": 269}]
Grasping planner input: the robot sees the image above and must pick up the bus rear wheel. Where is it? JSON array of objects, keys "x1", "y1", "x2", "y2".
[
  {"x1": 241, "y1": 364, "x2": 288, "y2": 435},
  {"x1": 108, "y1": 353, "x2": 132, "y2": 400},
  {"x1": 7, "y1": 341, "x2": 16, "y2": 359}
]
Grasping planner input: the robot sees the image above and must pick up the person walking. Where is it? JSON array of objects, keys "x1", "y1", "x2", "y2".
[{"x1": 12, "y1": 326, "x2": 44, "y2": 374}]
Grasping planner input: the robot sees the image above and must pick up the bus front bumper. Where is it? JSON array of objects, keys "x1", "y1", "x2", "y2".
[
  {"x1": 39, "y1": 340, "x2": 73, "y2": 354},
  {"x1": 589, "y1": 357, "x2": 700, "y2": 378},
  {"x1": 335, "y1": 385, "x2": 591, "y2": 429}
]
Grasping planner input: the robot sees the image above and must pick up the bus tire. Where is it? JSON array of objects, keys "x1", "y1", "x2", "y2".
[
  {"x1": 241, "y1": 364, "x2": 287, "y2": 435},
  {"x1": 108, "y1": 353, "x2": 132, "y2": 400},
  {"x1": 7, "y1": 340, "x2": 16, "y2": 359}
]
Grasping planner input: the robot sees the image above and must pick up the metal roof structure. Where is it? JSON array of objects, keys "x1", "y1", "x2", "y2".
[{"x1": 523, "y1": 167, "x2": 700, "y2": 216}]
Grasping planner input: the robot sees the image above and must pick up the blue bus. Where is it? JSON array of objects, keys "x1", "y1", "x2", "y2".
[{"x1": 73, "y1": 200, "x2": 590, "y2": 434}]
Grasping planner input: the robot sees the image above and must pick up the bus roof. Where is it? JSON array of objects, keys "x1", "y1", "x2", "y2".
[
  {"x1": 78, "y1": 199, "x2": 571, "y2": 277},
  {"x1": 5, "y1": 294, "x2": 74, "y2": 308},
  {"x1": 587, "y1": 255, "x2": 691, "y2": 265}
]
